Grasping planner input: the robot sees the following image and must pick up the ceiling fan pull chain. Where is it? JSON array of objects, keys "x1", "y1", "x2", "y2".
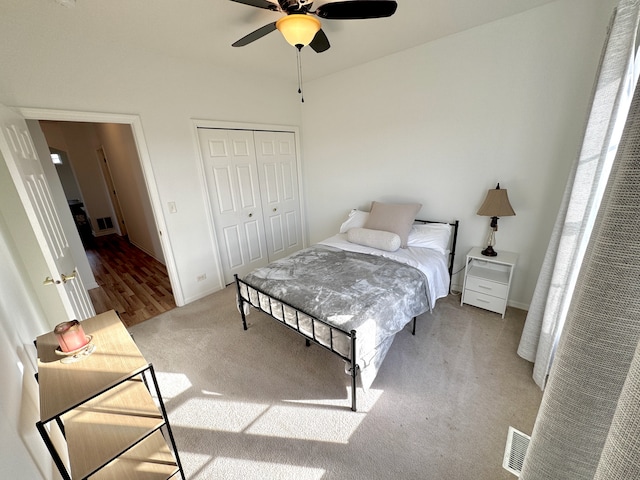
[{"x1": 297, "y1": 46, "x2": 304, "y2": 103}]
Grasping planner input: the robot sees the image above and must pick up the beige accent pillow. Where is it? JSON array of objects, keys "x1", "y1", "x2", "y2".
[
  {"x1": 363, "y1": 201, "x2": 422, "y2": 248},
  {"x1": 347, "y1": 227, "x2": 401, "y2": 252}
]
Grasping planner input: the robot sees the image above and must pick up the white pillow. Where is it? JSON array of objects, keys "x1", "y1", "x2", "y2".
[
  {"x1": 347, "y1": 227, "x2": 401, "y2": 252},
  {"x1": 339, "y1": 209, "x2": 370, "y2": 233},
  {"x1": 407, "y1": 223, "x2": 452, "y2": 255}
]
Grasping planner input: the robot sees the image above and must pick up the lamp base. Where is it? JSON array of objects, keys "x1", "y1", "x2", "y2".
[{"x1": 481, "y1": 246, "x2": 498, "y2": 257}]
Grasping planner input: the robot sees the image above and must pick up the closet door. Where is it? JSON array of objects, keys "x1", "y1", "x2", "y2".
[
  {"x1": 254, "y1": 131, "x2": 302, "y2": 262},
  {"x1": 199, "y1": 129, "x2": 269, "y2": 285}
]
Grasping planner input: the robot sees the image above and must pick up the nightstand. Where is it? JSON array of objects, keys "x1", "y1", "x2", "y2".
[{"x1": 461, "y1": 247, "x2": 518, "y2": 318}]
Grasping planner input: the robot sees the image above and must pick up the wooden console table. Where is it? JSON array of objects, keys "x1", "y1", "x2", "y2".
[{"x1": 35, "y1": 310, "x2": 184, "y2": 479}]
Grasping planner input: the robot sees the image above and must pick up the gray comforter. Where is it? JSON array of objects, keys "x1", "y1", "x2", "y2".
[{"x1": 242, "y1": 244, "x2": 431, "y2": 387}]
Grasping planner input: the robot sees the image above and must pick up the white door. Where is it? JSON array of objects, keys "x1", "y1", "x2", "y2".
[
  {"x1": 0, "y1": 104, "x2": 94, "y2": 320},
  {"x1": 254, "y1": 131, "x2": 302, "y2": 261},
  {"x1": 199, "y1": 128, "x2": 269, "y2": 285}
]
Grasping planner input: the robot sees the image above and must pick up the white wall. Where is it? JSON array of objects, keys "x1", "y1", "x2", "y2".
[
  {"x1": 0, "y1": 41, "x2": 302, "y2": 305},
  {"x1": 301, "y1": 0, "x2": 618, "y2": 309},
  {"x1": 95, "y1": 123, "x2": 165, "y2": 262},
  {"x1": 52, "y1": 150, "x2": 83, "y2": 202}
]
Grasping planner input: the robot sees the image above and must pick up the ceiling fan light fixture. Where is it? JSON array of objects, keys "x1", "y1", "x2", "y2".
[{"x1": 276, "y1": 14, "x2": 321, "y2": 48}]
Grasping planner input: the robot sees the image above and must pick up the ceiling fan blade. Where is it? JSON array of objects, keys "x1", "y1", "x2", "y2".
[
  {"x1": 309, "y1": 29, "x2": 330, "y2": 53},
  {"x1": 315, "y1": 0, "x2": 397, "y2": 19},
  {"x1": 232, "y1": 22, "x2": 278, "y2": 47},
  {"x1": 228, "y1": 0, "x2": 279, "y2": 11}
]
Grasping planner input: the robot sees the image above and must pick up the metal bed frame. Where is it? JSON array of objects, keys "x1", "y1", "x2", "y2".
[{"x1": 235, "y1": 220, "x2": 459, "y2": 412}]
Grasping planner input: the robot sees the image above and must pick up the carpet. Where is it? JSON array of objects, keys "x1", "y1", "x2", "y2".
[{"x1": 129, "y1": 285, "x2": 541, "y2": 479}]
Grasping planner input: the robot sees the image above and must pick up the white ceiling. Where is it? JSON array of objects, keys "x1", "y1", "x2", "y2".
[{"x1": 8, "y1": 0, "x2": 557, "y2": 82}]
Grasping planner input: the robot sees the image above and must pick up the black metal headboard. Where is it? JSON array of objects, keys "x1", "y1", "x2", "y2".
[{"x1": 415, "y1": 219, "x2": 460, "y2": 292}]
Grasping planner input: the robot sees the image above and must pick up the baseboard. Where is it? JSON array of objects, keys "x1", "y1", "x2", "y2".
[
  {"x1": 182, "y1": 285, "x2": 223, "y2": 305},
  {"x1": 508, "y1": 300, "x2": 529, "y2": 311}
]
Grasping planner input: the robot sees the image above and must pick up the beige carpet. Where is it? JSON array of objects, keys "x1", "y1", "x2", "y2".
[{"x1": 130, "y1": 285, "x2": 542, "y2": 479}]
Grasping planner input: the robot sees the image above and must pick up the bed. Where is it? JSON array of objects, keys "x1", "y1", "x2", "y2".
[{"x1": 235, "y1": 202, "x2": 459, "y2": 411}]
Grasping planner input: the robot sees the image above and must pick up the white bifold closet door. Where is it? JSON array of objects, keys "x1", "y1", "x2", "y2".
[{"x1": 198, "y1": 128, "x2": 303, "y2": 285}]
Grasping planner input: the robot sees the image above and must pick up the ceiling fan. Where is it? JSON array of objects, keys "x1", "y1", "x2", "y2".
[{"x1": 230, "y1": 0, "x2": 398, "y2": 52}]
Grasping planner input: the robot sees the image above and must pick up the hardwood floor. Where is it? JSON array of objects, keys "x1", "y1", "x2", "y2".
[{"x1": 86, "y1": 235, "x2": 176, "y2": 327}]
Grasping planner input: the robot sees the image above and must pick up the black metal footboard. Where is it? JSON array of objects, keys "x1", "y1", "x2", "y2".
[{"x1": 235, "y1": 274, "x2": 360, "y2": 411}]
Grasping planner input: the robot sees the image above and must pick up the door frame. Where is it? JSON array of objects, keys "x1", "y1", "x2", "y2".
[
  {"x1": 191, "y1": 119, "x2": 308, "y2": 288},
  {"x1": 20, "y1": 107, "x2": 185, "y2": 306}
]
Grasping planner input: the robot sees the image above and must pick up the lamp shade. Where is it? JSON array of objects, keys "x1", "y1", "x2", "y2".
[
  {"x1": 477, "y1": 183, "x2": 516, "y2": 217},
  {"x1": 276, "y1": 14, "x2": 321, "y2": 48}
]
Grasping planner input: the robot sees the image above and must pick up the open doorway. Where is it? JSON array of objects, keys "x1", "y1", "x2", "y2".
[{"x1": 39, "y1": 119, "x2": 176, "y2": 326}]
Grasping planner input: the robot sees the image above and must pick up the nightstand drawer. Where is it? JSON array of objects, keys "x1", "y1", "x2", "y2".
[
  {"x1": 463, "y1": 290, "x2": 506, "y2": 314},
  {"x1": 465, "y1": 276, "x2": 509, "y2": 299}
]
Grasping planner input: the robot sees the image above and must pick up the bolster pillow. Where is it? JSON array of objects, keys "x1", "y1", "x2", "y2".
[{"x1": 347, "y1": 227, "x2": 401, "y2": 252}]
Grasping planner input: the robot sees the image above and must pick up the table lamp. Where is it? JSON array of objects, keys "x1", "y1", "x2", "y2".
[{"x1": 477, "y1": 183, "x2": 515, "y2": 256}]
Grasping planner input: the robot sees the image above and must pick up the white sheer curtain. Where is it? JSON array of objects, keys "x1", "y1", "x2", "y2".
[
  {"x1": 520, "y1": 16, "x2": 640, "y2": 475},
  {"x1": 517, "y1": 0, "x2": 640, "y2": 389}
]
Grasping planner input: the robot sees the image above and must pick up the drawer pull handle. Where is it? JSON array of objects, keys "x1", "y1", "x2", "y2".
[{"x1": 478, "y1": 285, "x2": 492, "y2": 290}]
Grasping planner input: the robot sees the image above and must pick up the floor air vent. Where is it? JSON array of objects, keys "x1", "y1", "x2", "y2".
[{"x1": 503, "y1": 426, "x2": 531, "y2": 477}]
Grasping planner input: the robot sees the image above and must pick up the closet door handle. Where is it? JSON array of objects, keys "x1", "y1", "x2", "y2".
[
  {"x1": 248, "y1": 213, "x2": 253, "y2": 217},
  {"x1": 273, "y1": 208, "x2": 277, "y2": 212}
]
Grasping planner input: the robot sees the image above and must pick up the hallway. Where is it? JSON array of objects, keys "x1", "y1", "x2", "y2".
[{"x1": 86, "y1": 234, "x2": 176, "y2": 327}]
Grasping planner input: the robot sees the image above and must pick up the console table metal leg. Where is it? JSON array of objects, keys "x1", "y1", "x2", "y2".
[
  {"x1": 148, "y1": 364, "x2": 186, "y2": 479},
  {"x1": 36, "y1": 421, "x2": 71, "y2": 480}
]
